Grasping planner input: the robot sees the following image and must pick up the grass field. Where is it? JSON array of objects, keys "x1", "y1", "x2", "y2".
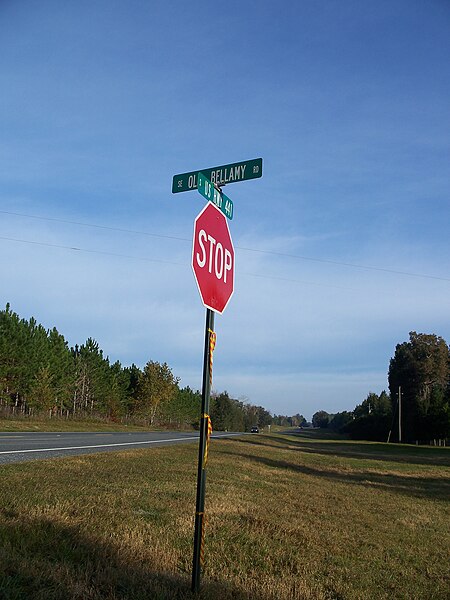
[
  {"x1": 0, "y1": 431, "x2": 448, "y2": 599},
  {"x1": 0, "y1": 417, "x2": 157, "y2": 432}
]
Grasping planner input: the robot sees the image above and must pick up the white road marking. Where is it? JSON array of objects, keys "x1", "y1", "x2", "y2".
[{"x1": 0, "y1": 433, "x2": 241, "y2": 455}]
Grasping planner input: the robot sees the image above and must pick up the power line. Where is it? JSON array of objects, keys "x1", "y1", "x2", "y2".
[
  {"x1": 0, "y1": 210, "x2": 188, "y2": 243},
  {"x1": 1, "y1": 209, "x2": 449, "y2": 283},
  {"x1": 242, "y1": 271, "x2": 355, "y2": 290},
  {"x1": 238, "y1": 245, "x2": 450, "y2": 283},
  {"x1": 0, "y1": 235, "x2": 185, "y2": 267},
  {"x1": 0, "y1": 234, "x2": 354, "y2": 290}
]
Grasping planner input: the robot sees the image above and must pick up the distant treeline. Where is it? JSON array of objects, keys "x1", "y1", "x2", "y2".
[
  {"x1": 272, "y1": 414, "x2": 308, "y2": 428},
  {"x1": 312, "y1": 332, "x2": 450, "y2": 443},
  {"x1": 0, "y1": 304, "x2": 272, "y2": 431}
]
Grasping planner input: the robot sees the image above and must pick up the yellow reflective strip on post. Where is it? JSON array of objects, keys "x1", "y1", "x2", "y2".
[
  {"x1": 202, "y1": 413, "x2": 212, "y2": 469},
  {"x1": 208, "y1": 329, "x2": 216, "y2": 386}
]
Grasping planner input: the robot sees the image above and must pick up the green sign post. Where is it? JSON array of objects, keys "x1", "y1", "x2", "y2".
[
  {"x1": 172, "y1": 157, "x2": 262, "y2": 194},
  {"x1": 197, "y1": 172, "x2": 233, "y2": 220}
]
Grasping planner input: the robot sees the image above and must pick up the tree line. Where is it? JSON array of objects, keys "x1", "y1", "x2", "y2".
[
  {"x1": 272, "y1": 414, "x2": 307, "y2": 428},
  {"x1": 0, "y1": 304, "x2": 272, "y2": 431},
  {"x1": 312, "y1": 332, "x2": 450, "y2": 443},
  {"x1": 4, "y1": 304, "x2": 446, "y2": 441}
]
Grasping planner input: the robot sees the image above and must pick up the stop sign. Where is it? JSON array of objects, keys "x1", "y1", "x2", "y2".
[{"x1": 192, "y1": 202, "x2": 234, "y2": 314}]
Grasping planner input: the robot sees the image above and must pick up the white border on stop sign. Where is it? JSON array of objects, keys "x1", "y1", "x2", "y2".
[{"x1": 191, "y1": 201, "x2": 235, "y2": 314}]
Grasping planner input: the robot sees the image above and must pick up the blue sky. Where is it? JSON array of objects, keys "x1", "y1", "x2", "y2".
[{"x1": 1, "y1": 1, "x2": 449, "y2": 419}]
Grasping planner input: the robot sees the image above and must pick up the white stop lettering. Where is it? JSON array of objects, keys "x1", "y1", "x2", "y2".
[{"x1": 196, "y1": 230, "x2": 232, "y2": 283}]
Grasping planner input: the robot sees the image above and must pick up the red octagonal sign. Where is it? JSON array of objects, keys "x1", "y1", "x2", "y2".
[{"x1": 192, "y1": 202, "x2": 234, "y2": 314}]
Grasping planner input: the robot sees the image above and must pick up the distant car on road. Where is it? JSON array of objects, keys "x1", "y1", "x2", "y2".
[{"x1": 250, "y1": 426, "x2": 259, "y2": 433}]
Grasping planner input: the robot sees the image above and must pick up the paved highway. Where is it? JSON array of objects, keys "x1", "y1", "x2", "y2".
[{"x1": 0, "y1": 430, "x2": 242, "y2": 464}]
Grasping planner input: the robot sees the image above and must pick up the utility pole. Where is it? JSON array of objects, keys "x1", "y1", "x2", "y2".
[{"x1": 398, "y1": 386, "x2": 402, "y2": 443}]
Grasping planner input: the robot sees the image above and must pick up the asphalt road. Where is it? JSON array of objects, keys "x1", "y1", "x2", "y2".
[{"x1": 0, "y1": 430, "x2": 242, "y2": 465}]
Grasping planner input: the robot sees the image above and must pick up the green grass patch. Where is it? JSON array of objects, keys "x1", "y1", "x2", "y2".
[
  {"x1": 0, "y1": 417, "x2": 158, "y2": 433},
  {"x1": 0, "y1": 432, "x2": 449, "y2": 599}
]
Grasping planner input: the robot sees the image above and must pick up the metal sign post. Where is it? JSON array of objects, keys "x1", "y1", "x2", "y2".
[{"x1": 192, "y1": 308, "x2": 215, "y2": 593}]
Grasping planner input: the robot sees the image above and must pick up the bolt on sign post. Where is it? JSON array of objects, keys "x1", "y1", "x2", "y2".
[{"x1": 172, "y1": 159, "x2": 262, "y2": 593}]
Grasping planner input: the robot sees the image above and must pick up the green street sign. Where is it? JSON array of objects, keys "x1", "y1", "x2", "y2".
[
  {"x1": 172, "y1": 157, "x2": 262, "y2": 194},
  {"x1": 197, "y1": 172, "x2": 233, "y2": 220}
]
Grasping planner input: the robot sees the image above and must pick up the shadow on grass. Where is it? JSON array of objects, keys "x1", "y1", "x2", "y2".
[
  {"x1": 239, "y1": 433, "x2": 450, "y2": 468},
  {"x1": 0, "y1": 511, "x2": 264, "y2": 600},
  {"x1": 278, "y1": 429, "x2": 348, "y2": 440},
  {"x1": 220, "y1": 444, "x2": 450, "y2": 503}
]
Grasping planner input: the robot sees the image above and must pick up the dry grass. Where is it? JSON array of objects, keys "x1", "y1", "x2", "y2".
[
  {"x1": 0, "y1": 432, "x2": 449, "y2": 599},
  {"x1": 0, "y1": 417, "x2": 155, "y2": 432}
]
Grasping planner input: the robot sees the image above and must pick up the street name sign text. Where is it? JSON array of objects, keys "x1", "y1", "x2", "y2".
[
  {"x1": 172, "y1": 157, "x2": 262, "y2": 193},
  {"x1": 197, "y1": 172, "x2": 233, "y2": 220}
]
